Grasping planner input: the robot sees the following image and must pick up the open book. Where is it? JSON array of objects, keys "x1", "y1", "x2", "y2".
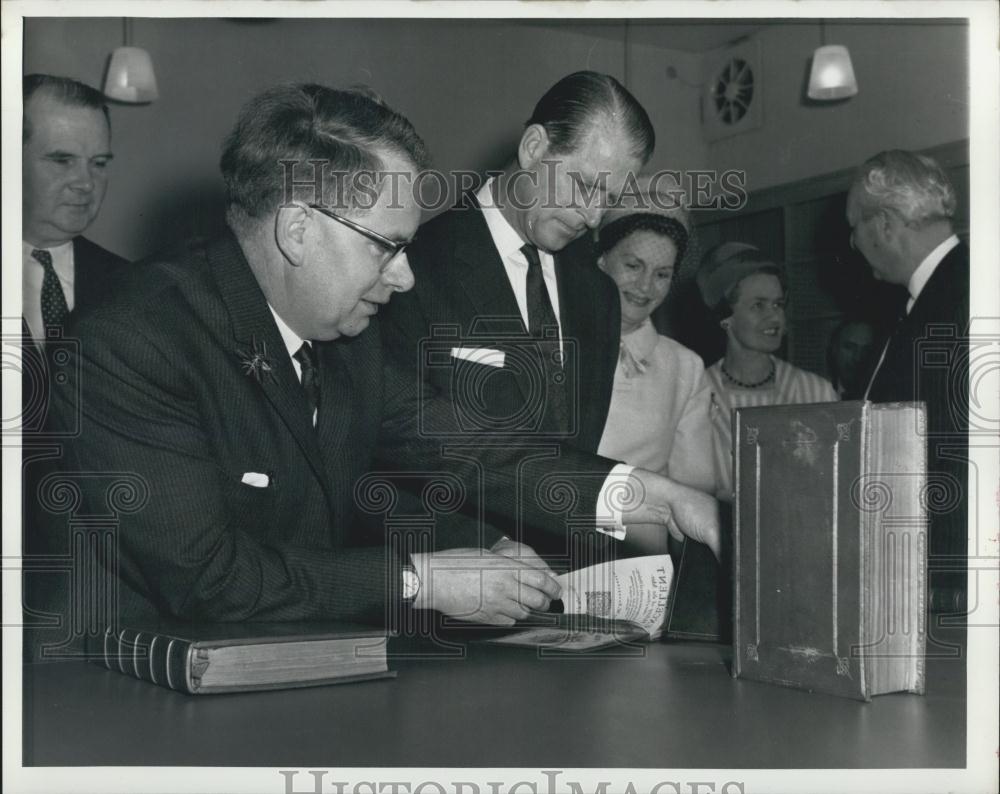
[{"x1": 489, "y1": 555, "x2": 674, "y2": 651}]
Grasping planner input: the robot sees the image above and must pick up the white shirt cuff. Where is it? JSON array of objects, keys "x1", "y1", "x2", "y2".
[{"x1": 594, "y1": 463, "x2": 635, "y2": 540}]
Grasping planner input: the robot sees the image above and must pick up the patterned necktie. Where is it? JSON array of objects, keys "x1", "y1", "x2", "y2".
[
  {"x1": 32, "y1": 248, "x2": 70, "y2": 334},
  {"x1": 520, "y1": 243, "x2": 568, "y2": 432},
  {"x1": 293, "y1": 341, "x2": 321, "y2": 424}
]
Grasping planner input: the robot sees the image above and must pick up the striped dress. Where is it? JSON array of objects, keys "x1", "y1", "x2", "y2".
[{"x1": 706, "y1": 357, "x2": 838, "y2": 501}]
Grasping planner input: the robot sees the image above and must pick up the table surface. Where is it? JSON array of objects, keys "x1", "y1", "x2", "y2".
[{"x1": 22, "y1": 632, "x2": 967, "y2": 769}]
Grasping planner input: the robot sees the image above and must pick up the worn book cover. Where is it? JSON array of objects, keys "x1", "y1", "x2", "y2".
[
  {"x1": 732, "y1": 400, "x2": 927, "y2": 701},
  {"x1": 91, "y1": 621, "x2": 395, "y2": 694}
]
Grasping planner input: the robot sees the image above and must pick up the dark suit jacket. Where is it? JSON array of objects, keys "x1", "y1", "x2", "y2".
[
  {"x1": 21, "y1": 236, "x2": 128, "y2": 429},
  {"x1": 380, "y1": 200, "x2": 622, "y2": 555},
  {"x1": 868, "y1": 242, "x2": 969, "y2": 564},
  {"x1": 41, "y1": 231, "x2": 414, "y2": 633},
  {"x1": 22, "y1": 236, "x2": 129, "y2": 658},
  {"x1": 30, "y1": 230, "x2": 615, "y2": 658}
]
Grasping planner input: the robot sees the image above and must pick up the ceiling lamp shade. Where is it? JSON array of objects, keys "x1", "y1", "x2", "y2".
[
  {"x1": 104, "y1": 46, "x2": 158, "y2": 103},
  {"x1": 807, "y1": 44, "x2": 858, "y2": 100}
]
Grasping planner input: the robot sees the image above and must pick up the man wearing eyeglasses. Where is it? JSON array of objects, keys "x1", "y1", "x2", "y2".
[
  {"x1": 846, "y1": 149, "x2": 969, "y2": 609},
  {"x1": 35, "y1": 83, "x2": 559, "y2": 653},
  {"x1": 38, "y1": 83, "x2": 718, "y2": 658}
]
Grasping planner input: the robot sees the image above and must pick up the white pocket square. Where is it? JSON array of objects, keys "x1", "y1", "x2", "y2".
[
  {"x1": 450, "y1": 347, "x2": 505, "y2": 368},
  {"x1": 241, "y1": 472, "x2": 270, "y2": 488}
]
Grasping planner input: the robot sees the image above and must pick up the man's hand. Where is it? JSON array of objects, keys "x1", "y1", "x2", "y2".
[
  {"x1": 614, "y1": 469, "x2": 722, "y2": 560},
  {"x1": 489, "y1": 537, "x2": 555, "y2": 575},
  {"x1": 410, "y1": 548, "x2": 562, "y2": 625}
]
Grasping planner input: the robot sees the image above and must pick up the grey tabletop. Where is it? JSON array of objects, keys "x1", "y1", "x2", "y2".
[{"x1": 22, "y1": 634, "x2": 966, "y2": 769}]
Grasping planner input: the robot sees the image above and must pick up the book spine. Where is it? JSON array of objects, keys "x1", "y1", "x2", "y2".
[{"x1": 98, "y1": 627, "x2": 194, "y2": 693}]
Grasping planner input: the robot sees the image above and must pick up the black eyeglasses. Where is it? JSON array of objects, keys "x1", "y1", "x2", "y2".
[{"x1": 309, "y1": 205, "x2": 413, "y2": 265}]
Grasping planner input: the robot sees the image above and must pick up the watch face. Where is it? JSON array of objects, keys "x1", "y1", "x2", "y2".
[{"x1": 402, "y1": 567, "x2": 420, "y2": 601}]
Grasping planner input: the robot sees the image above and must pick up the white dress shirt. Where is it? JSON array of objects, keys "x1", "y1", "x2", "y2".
[
  {"x1": 22, "y1": 240, "x2": 75, "y2": 342},
  {"x1": 476, "y1": 179, "x2": 563, "y2": 353},
  {"x1": 906, "y1": 234, "x2": 960, "y2": 314}
]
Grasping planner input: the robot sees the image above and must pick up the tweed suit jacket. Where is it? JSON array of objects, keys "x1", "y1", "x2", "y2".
[
  {"x1": 380, "y1": 200, "x2": 622, "y2": 555},
  {"x1": 868, "y1": 242, "x2": 970, "y2": 560},
  {"x1": 45, "y1": 231, "x2": 408, "y2": 629},
  {"x1": 38, "y1": 229, "x2": 616, "y2": 642}
]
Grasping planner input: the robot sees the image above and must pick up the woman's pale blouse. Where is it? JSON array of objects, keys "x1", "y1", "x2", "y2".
[{"x1": 597, "y1": 319, "x2": 715, "y2": 494}]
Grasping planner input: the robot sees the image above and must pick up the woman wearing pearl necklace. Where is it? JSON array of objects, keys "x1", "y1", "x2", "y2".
[{"x1": 697, "y1": 242, "x2": 838, "y2": 502}]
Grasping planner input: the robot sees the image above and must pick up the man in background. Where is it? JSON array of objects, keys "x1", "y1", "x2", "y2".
[
  {"x1": 22, "y1": 74, "x2": 125, "y2": 345},
  {"x1": 827, "y1": 318, "x2": 876, "y2": 400},
  {"x1": 21, "y1": 75, "x2": 128, "y2": 652},
  {"x1": 846, "y1": 149, "x2": 969, "y2": 608},
  {"x1": 381, "y1": 71, "x2": 662, "y2": 560}
]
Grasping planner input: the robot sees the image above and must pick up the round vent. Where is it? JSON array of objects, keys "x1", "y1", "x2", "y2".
[{"x1": 710, "y1": 57, "x2": 755, "y2": 125}]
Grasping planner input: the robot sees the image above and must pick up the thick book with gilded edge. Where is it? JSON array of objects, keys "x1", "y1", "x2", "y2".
[
  {"x1": 91, "y1": 622, "x2": 395, "y2": 694},
  {"x1": 732, "y1": 400, "x2": 927, "y2": 701}
]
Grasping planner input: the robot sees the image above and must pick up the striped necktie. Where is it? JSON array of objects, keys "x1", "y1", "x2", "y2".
[{"x1": 294, "y1": 341, "x2": 321, "y2": 425}]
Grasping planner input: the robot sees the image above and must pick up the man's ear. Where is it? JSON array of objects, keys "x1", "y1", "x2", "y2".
[
  {"x1": 597, "y1": 253, "x2": 608, "y2": 273},
  {"x1": 874, "y1": 209, "x2": 897, "y2": 242},
  {"x1": 274, "y1": 203, "x2": 310, "y2": 267},
  {"x1": 517, "y1": 124, "x2": 550, "y2": 170}
]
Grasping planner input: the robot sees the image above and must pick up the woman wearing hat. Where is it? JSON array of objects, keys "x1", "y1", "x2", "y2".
[
  {"x1": 697, "y1": 242, "x2": 837, "y2": 502},
  {"x1": 594, "y1": 178, "x2": 716, "y2": 499}
]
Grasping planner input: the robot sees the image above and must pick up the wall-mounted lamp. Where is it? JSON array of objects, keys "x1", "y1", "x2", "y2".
[
  {"x1": 104, "y1": 18, "x2": 158, "y2": 103},
  {"x1": 807, "y1": 22, "x2": 858, "y2": 101}
]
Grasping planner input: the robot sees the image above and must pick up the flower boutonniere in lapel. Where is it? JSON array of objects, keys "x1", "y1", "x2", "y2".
[{"x1": 236, "y1": 337, "x2": 273, "y2": 382}]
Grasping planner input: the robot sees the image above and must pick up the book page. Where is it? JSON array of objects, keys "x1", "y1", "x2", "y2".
[{"x1": 558, "y1": 555, "x2": 674, "y2": 639}]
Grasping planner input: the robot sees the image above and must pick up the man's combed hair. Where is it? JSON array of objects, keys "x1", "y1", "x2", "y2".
[
  {"x1": 853, "y1": 150, "x2": 957, "y2": 229},
  {"x1": 23, "y1": 74, "x2": 110, "y2": 143},
  {"x1": 220, "y1": 83, "x2": 430, "y2": 226},
  {"x1": 526, "y1": 71, "x2": 655, "y2": 165}
]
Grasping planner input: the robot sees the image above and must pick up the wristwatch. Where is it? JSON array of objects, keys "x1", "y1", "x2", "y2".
[{"x1": 401, "y1": 564, "x2": 421, "y2": 603}]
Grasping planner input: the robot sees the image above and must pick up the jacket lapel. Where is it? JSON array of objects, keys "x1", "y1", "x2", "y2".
[
  {"x1": 206, "y1": 232, "x2": 337, "y2": 512},
  {"x1": 452, "y1": 206, "x2": 526, "y2": 335}
]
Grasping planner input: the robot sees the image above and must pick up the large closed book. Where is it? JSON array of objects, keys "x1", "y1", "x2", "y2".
[
  {"x1": 732, "y1": 401, "x2": 927, "y2": 701},
  {"x1": 91, "y1": 622, "x2": 395, "y2": 694}
]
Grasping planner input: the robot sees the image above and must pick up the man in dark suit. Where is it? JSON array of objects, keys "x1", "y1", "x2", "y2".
[
  {"x1": 847, "y1": 149, "x2": 970, "y2": 606},
  {"x1": 381, "y1": 71, "x2": 656, "y2": 559},
  {"x1": 36, "y1": 83, "x2": 716, "y2": 658},
  {"x1": 21, "y1": 76, "x2": 129, "y2": 651},
  {"x1": 33, "y1": 83, "x2": 566, "y2": 653}
]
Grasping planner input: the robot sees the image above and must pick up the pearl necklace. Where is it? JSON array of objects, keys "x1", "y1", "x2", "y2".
[{"x1": 721, "y1": 360, "x2": 776, "y2": 389}]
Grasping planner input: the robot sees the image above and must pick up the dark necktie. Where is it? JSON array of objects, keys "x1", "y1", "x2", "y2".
[
  {"x1": 521, "y1": 243, "x2": 559, "y2": 338},
  {"x1": 520, "y1": 243, "x2": 568, "y2": 432},
  {"x1": 294, "y1": 341, "x2": 321, "y2": 424},
  {"x1": 32, "y1": 248, "x2": 70, "y2": 334}
]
